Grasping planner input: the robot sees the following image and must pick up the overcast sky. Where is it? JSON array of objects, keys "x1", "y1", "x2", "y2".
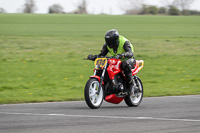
[{"x1": 0, "y1": 0, "x2": 200, "y2": 14}]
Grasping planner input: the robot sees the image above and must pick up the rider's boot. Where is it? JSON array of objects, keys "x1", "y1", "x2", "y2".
[{"x1": 127, "y1": 78, "x2": 134, "y2": 94}]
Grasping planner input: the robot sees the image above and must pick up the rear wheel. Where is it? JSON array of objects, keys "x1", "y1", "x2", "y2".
[
  {"x1": 84, "y1": 78, "x2": 104, "y2": 109},
  {"x1": 124, "y1": 77, "x2": 143, "y2": 107}
]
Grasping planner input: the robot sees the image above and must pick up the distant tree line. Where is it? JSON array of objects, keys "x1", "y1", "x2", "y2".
[
  {"x1": 0, "y1": 8, "x2": 6, "y2": 13},
  {"x1": 48, "y1": 0, "x2": 87, "y2": 14},
  {"x1": 0, "y1": 0, "x2": 88, "y2": 14},
  {"x1": 126, "y1": 5, "x2": 200, "y2": 16},
  {"x1": 23, "y1": 0, "x2": 36, "y2": 13},
  {"x1": 0, "y1": 0, "x2": 200, "y2": 15},
  {"x1": 124, "y1": 0, "x2": 200, "y2": 15},
  {"x1": 48, "y1": 4, "x2": 64, "y2": 14}
]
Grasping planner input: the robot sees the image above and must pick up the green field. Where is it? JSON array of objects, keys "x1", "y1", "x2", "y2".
[{"x1": 0, "y1": 14, "x2": 200, "y2": 104}]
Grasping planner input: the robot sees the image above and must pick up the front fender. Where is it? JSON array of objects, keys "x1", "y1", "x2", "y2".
[
  {"x1": 89, "y1": 75, "x2": 104, "y2": 85},
  {"x1": 90, "y1": 75, "x2": 100, "y2": 81}
]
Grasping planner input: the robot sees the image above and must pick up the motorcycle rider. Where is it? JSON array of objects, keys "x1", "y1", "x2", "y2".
[{"x1": 88, "y1": 29, "x2": 136, "y2": 93}]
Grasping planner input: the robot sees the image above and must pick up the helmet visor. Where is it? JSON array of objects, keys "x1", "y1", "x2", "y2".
[{"x1": 106, "y1": 38, "x2": 118, "y2": 48}]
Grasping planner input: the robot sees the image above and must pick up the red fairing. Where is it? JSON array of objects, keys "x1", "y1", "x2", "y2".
[
  {"x1": 107, "y1": 59, "x2": 122, "y2": 80},
  {"x1": 132, "y1": 61, "x2": 139, "y2": 75},
  {"x1": 105, "y1": 94, "x2": 124, "y2": 104}
]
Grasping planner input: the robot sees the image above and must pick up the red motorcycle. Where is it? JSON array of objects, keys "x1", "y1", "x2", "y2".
[{"x1": 84, "y1": 56, "x2": 144, "y2": 109}]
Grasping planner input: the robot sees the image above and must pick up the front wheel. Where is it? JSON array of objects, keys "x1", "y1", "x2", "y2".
[
  {"x1": 124, "y1": 76, "x2": 143, "y2": 107},
  {"x1": 84, "y1": 78, "x2": 104, "y2": 109}
]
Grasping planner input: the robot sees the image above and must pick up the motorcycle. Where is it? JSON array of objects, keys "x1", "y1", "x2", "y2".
[{"x1": 84, "y1": 55, "x2": 144, "y2": 109}]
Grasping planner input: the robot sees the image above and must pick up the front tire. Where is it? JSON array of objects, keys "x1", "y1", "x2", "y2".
[
  {"x1": 124, "y1": 76, "x2": 143, "y2": 107},
  {"x1": 84, "y1": 78, "x2": 104, "y2": 109}
]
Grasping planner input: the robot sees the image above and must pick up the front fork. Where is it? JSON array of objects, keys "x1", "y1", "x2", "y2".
[
  {"x1": 133, "y1": 76, "x2": 139, "y2": 87},
  {"x1": 133, "y1": 75, "x2": 141, "y2": 94},
  {"x1": 95, "y1": 66, "x2": 107, "y2": 95}
]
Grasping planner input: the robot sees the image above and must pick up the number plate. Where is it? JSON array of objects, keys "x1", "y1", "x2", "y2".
[{"x1": 94, "y1": 58, "x2": 107, "y2": 70}]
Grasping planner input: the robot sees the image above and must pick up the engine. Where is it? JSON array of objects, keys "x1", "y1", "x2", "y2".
[
  {"x1": 104, "y1": 73, "x2": 126, "y2": 96},
  {"x1": 113, "y1": 73, "x2": 126, "y2": 94}
]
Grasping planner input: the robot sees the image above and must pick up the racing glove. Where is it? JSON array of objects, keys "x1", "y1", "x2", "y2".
[
  {"x1": 87, "y1": 54, "x2": 97, "y2": 61},
  {"x1": 116, "y1": 54, "x2": 125, "y2": 59}
]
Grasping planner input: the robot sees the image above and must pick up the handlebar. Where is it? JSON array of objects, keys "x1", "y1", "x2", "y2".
[
  {"x1": 83, "y1": 55, "x2": 119, "y2": 60},
  {"x1": 105, "y1": 56, "x2": 119, "y2": 59}
]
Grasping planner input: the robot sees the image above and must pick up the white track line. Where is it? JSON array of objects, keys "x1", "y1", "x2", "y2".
[
  {"x1": 0, "y1": 112, "x2": 199, "y2": 122},
  {"x1": 145, "y1": 95, "x2": 200, "y2": 99}
]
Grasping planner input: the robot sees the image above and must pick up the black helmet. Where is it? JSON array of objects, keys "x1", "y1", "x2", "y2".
[{"x1": 105, "y1": 29, "x2": 119, "y2": 48}]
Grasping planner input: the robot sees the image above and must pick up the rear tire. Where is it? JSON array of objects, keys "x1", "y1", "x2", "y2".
[
  {"x1": 124, "y1": 76, "x2": 143, "y2": 107},
  {"x1": 84, "y1": 78, "x2": 104, "y2": 109}
]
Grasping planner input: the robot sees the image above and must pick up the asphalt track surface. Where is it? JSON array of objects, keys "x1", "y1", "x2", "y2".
[{"x1": 0, "y1": 95, "x2": 200, "y2": 133}]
